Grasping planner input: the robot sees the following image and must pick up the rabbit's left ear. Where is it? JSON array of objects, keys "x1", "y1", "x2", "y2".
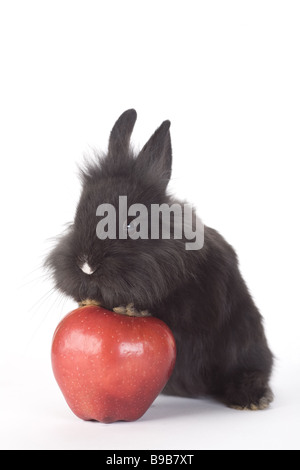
[
  {"x1": 108, "y1": 109, "x2": 137, "y2": 158},
  {"x1": 136, "y1": 120, "x2": 172, "y2": 187}
]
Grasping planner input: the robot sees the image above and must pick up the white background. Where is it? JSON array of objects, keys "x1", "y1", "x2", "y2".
[{"x1": 0, "y1": 0, "x2": 300, "y2": 450}]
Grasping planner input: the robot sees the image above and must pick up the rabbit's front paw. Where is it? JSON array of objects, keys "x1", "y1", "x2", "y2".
[
  {"x1": 113, "y1": 303, "x2": 151, "y2": 317},
  {"x1": 79, "y1": 299, "x2": 101, "y2": 307}
]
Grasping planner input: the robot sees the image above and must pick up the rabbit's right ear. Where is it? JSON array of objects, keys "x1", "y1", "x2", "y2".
[
  {"x1": 136, "y1": 120, "x2": 172, "y2": 188},
  {"x1": 108, "y1": 109, "x2": 137, "y2": 158}
]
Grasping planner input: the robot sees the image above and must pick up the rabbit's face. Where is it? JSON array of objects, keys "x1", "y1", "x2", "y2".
[
  {"x1": 46, "y1": 110, "x2": 194, "y2": 310},
  {"x1": 46, "y1": 173, "x2": 187, "y2": 310}
]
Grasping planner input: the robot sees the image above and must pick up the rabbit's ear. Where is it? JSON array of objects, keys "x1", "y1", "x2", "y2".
[
  {"x1": 108, "y1": 109, "x2": 137, "y2": 157},
  {"x1": 136, "y1": 120, "x2": 172, "y2": 186}
]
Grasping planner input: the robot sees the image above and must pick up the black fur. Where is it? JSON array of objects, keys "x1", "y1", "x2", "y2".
[{"x1": 46, "y1": 109, "x2": 273, "y2": 410}]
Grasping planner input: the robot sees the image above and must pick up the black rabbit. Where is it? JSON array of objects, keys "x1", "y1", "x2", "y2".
[{"x1": 46, "y1": 109, "x2": 273, "y2": 410}]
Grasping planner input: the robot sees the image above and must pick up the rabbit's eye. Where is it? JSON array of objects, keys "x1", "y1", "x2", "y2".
[
  {"x1": 127, "y1": 221, "x2": 136, "y2": 235},
  {"x1": 123, "y1": 219, "x2": 137, "y2": 236}
]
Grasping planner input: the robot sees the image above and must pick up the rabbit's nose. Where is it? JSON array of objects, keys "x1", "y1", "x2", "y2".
[{"x1": 81, "y1": 261, "x2": 95, "y2": 275}]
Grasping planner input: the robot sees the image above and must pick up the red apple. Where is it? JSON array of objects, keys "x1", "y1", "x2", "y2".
[{"x1": 51, "y1": 305, "x2": 176, "y2": 423}]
